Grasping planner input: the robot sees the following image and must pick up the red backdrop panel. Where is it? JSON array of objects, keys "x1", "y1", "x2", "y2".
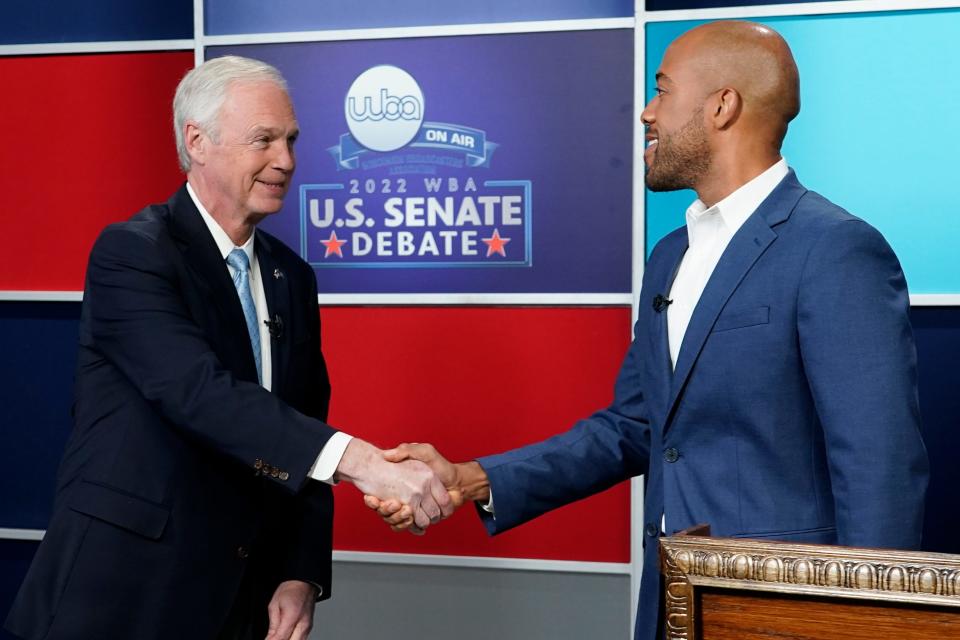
[
  {"x1": 323, "y1": 306, "x2": 634, "y2": 563},
  {"x1": 0, "y1": 52, "x2": 192, "y2": 290}
]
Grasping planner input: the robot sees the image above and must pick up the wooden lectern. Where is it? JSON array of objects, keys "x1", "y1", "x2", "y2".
[{"x1": 659, "y1": 525, "x2": 960, "y2": 639}]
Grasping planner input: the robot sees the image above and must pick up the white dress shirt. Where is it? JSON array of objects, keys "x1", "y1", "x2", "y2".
[
  {"x1": 189, "y1": 184, "x2": 273, "y2": 391},
  {"x1": 667, "y1": 159, "x2": 789, "y2": 368},
  {"x1": 187, "y1": 183, "x2": 352, "y2": 485}
]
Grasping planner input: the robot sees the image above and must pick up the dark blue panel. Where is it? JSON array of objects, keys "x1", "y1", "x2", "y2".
[
  {"x1": 0, "y1": 0, "x2": 192, "y2": 45},
  {"x1": 912, "y1": 307, "x2": 960, "y2": 554},
  {"x1": 0, "y1": 303, "x2": 79, "y2": 529},
  {"x1": 0, "y1": 541, "x2": 38, "y2": 639},
  {"x1": 205, "y1": 0, "x2": 631, "y2": 35},
  {"x1": 647, "y1": 0, "x2": 852, "y2": 9}
]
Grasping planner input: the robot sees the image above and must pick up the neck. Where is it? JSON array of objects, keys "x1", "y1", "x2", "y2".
[
  {"x1": 187, "y1": 174, "x2": 255, "y2": 246},
  {"x1": 694, "y1": 143, "x2": 781, "y2": 208}
]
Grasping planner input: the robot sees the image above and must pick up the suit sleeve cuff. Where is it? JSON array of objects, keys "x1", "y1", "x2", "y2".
[{"x1": 308, "y1": 432, "x2": 353, "y2": 485}]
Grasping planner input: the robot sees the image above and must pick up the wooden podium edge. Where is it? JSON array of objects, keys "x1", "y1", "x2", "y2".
[{"x1": 659, "y1": 534, "x2": 960, "y2": 640}]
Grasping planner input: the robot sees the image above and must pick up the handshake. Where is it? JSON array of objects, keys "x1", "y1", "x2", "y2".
[{"x1": 335, "y1": 438, "x2": 488, "y2": 534}]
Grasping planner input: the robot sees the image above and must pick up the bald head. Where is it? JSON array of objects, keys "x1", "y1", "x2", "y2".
[
  {"x1": 667, "y1": 21, "x2": 800, "y2": 146},
  {"x1": 642, "y1": 21, "x2": 801, "y2": 202}
]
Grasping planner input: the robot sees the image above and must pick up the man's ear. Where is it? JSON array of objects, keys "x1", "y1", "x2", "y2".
[
  {"x1": 708, "y1": 87, "x2": 741, "y2": 130},
  {"x1": 184, "y1": 122, "x2": 206, "y2": 166}
]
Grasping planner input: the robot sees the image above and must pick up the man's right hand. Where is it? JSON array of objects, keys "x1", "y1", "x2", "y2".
[
  {"x1": 334, "y1": 439, "x2": 454, "y2": 530},
  {"x1": 363, "y1": 443, "x2": 489, "y2": 533}
]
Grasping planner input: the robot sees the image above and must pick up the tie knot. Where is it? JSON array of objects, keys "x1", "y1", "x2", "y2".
[{"x1": 226, "y1": 248, "x2": 250, "y2": 272}]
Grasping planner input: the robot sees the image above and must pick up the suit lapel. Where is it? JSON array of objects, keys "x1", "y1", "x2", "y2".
[
  {"x1": 167, "y1": 186, "x2": 259, "y2": 382},
  {"x1": 652, "y1": 234, "x2": 688, "y2": 411},
  {"x1": 255, "y1": 230, "x2": 292, "y2": 395},
  {"x1": 663, "y1": 171, "x2": 807, "y2": 430}
]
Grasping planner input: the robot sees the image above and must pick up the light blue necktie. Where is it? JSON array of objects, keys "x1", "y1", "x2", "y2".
[{"x1": 226, "y1": 248, "x2": 262, "y2": 384}]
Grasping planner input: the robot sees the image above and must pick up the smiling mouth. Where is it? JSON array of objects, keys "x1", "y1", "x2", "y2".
[
  {"x1": 643, "y1": 138, "x2": 658, "y2": 168},
  {"x1": 256, "y1": 179, "x2": 286, "y2": 191}
]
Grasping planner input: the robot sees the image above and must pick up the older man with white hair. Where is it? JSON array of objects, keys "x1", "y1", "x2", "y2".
[{"x1": 5, "y1": 56, "x2": 452, "y2": 640}]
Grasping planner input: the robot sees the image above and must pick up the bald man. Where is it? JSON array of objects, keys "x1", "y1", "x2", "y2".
[{"x1": 368, "y1": 21, "x2": 929, "y2": 640}]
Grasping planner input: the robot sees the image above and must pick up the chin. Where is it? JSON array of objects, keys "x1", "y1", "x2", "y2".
[
  {"x1": 253, "y1": 198, "x2": 286, "y2": 215},
  {"x1": 645, "y1": 167, "x2": 685, "y2": 193}
]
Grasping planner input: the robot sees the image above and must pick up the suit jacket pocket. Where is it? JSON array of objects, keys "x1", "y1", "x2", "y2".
[
  {"x1": 713, "y1": 305, "x2": 770, "y2": 332},
  {"x1": 69, "y1": 480, "x2": 170, "y2": 540}
]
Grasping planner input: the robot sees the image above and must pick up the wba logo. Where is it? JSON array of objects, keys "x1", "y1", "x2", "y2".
[
  {"x1": 307, "y1": 64, "x2": 529, "y2": 270},
  {"x1": 348, "y1": 89, "x2": 422, "y2": 122},
  {"x1": 345, "y1": 65, "x2": 424, "y2": 152}
]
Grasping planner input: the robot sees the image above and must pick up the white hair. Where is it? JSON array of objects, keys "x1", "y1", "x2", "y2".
[{"x1": 173, "y1": 55, "x2": 289, "y2": 172}]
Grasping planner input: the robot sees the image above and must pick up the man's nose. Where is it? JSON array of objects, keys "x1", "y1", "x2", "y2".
[
  {"x1": 274, "y1": 141, "x2": 295, "y2": 171},
  {"x1": 640, "y1": 100, "x2": 656, "y2": 127}
]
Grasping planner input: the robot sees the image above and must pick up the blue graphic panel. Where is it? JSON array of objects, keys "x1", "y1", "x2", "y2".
[
  {"x1": 645, "y1": 10, "x2": 960, "y2": 294},
  {"x1": 0, "y1": 0, "x2": 192, "y2": 44},
  {"x1": 0, "y1": 303, "x2": 78, "y2": 529},
  {"x1": 205, "y1": 0, "x2": 632, "y2": 35},
  {"x1": 211, "y1": 30, "x2": 633, "y2": 294}
]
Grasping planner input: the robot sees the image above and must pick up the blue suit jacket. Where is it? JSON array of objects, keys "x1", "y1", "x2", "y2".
[
  {"x1": 6, "y1": 186, "x2": 337, "y2": 640},
  {"x1": 476, "y1": 171, "x2": 929, "y2": 640}
]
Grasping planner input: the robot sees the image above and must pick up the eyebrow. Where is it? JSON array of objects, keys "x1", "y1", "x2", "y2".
[
  {"x1": 655, "y1": 72, "x2": 672, "y2": 84},
  {"x1": 247, "y1": 125, "x2": 299, "y2": 139}
]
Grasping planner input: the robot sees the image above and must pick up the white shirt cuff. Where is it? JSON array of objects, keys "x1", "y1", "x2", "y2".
[
  {"x1": 480, "y1": 490, "x2": 495, "y2": 517},
  {"x1": 308, "y1": 432, "x2": 354, "y2": 485}
]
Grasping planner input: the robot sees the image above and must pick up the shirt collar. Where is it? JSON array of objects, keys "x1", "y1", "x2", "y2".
[
  {"x1": 186, "y1": 182, "x2": 256, "y2": 265},
  {"x1": 685, "y1": 158, "x2": 789, "y2": 244}
]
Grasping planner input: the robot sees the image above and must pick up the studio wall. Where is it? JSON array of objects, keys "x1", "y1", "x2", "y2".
[{"x1": 2, "y1": 2, "x2": 958, "y2": 639}]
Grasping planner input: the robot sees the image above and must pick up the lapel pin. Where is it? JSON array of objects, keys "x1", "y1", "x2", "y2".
[{"x1": 273, "y1": 268, "x2": 284, "y2": 280}]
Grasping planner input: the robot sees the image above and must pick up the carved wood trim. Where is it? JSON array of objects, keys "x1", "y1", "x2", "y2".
[{"x1": 660, "y1": 536, "x2": 960, "y2": 640}]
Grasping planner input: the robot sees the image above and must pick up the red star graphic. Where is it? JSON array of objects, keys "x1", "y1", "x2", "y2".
[
  {"x1": 481, "y1": 228, "x2": 511, "y2": 257},
  {"x1": 320, "y1": 230, "x2": 347, "y2": 258}
]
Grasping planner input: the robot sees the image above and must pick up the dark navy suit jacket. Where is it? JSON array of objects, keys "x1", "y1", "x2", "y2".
[
  {"x1": 476, "y1": 171, "x2": 929, "y2": 640},
  {"x1": 6, "y1": 185, "x2": 337, "y2": 640}
]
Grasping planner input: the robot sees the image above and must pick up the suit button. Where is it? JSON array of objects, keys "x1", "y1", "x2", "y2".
[
  {"x1": 253, "y1": 459, "x2": 263, "y2": 470},
  {"x1": 262, "y1": 464, "x2": 272, "y2": 475},
  {"x1": 270, "y1": 468, "x2": 280, "y2": 478},
  {"x1": 645, "y1": 523, "x2": 658, "y2": 537},
  {"x1": 664, "y1": 448, "x2": 679, "y2": 463},
  {"x1": 237, "y1": 546, "x2": 250, "y2": 559},
  {"x1": 278, "y1": 471, "x2": 289, "y2": 481}
]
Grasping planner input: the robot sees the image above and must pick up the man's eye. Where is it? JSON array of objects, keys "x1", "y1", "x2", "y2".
[{"x1": 654, "y1": 87, "x2": 665, "y2": 97}]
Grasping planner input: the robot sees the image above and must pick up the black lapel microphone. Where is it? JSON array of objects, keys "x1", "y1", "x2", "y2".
[
  {"x1": 264, "y1": 314, "x2": 284, "y2": 339},
  {"x1": 652, "y1": 294, "x2": 673, "y2": 313}
]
